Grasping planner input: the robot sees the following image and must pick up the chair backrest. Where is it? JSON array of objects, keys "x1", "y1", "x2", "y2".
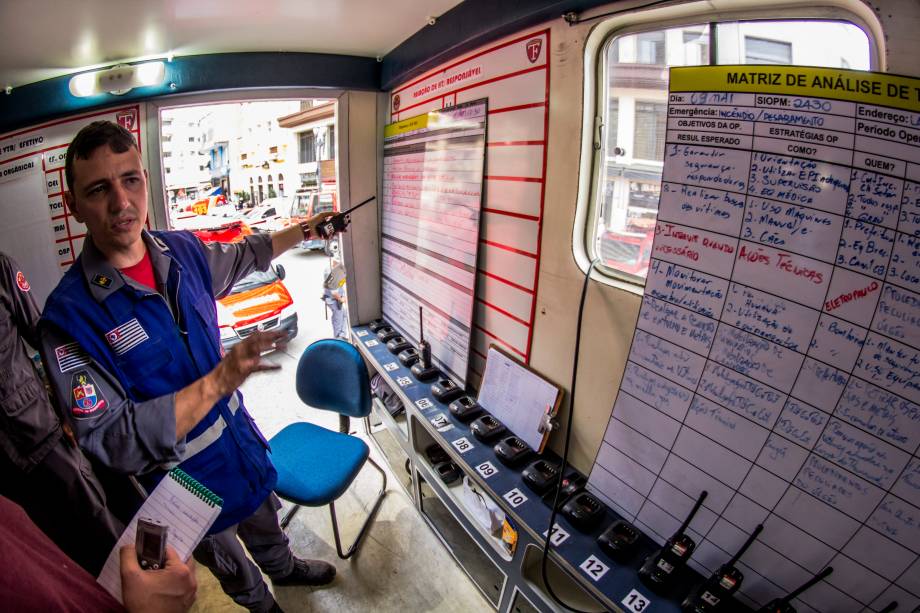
[{"x1": 295, "y1": 339, "x2": 372, "y2": 418}]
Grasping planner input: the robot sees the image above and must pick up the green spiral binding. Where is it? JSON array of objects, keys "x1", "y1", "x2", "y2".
[{"x1": 169, "y1": 468, "x2": 224, "y2": 508}]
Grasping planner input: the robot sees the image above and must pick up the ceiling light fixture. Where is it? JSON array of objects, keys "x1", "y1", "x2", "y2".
[{"x1": 68, "y1": 60, "x2": 166, "y2": 98}]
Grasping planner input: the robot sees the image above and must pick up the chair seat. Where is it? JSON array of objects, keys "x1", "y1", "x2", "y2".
[{"x1": 269, "y1": 422, "x2": 370, "y2": 506}]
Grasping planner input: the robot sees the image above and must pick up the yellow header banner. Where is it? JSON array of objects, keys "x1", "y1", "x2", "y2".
[
  {"x1": 384, "y1": 114, "x2": 429, "y2": 139},
  {"x1": 670, "y1": 66, "x2": 920, "y2": 113}
]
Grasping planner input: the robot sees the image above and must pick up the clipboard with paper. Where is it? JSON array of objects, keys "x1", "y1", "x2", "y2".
[{"x1": 476, "y1": 345, "x2": 562, "y2": 453}]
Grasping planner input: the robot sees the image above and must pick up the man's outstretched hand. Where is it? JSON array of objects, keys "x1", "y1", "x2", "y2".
[
  {"x1": 211, "y1": 330, "x2": 287, "y2": 396},
  {"x1": 175, "y1": 330, "x2": 287, "y2": 440}
]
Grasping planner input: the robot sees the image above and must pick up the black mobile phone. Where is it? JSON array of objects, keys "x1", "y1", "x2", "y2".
[
  {"x1": 316, "y1": 195, "x2": 375, "y2": 239},
  {"x1": 135, "y1": 517, "x2": 168, "y2": 570}
]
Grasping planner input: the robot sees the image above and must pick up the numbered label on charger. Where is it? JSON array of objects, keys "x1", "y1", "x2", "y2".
[
  {"x1": 580, "y1": 555, "x2": 610, "y2": 582},
  {"x1": 365, "y1": 339, "x2": 379, "y2": 347},
  {"x1": 503, "y1": 488, "x2": 527, "y2": 508},
  {"x1": 415, "y1": 398, "x2": 434, "y2": 410},
  {"x1": 383, "y1": 362, "x2": 399, "y2": 372},
  {"x1": 621, "y1": 589, "x2": 650, "y2": 612},
  {"x1": 396, "y1": 376, "x2": 412, "y2": 387},
  {"x1": 475, "y1": 461, "x2": 498, "y2": 479},
  {"x1": 356, "y1": 330, "x2": 369, "y2": 337},
  {"x1": 430, "y1": 414, "x2": 453, "y2": 432},
  {"x1": 542, "y1": 523, "x2": 570, "y2": 546},
  {"x1": 451, "y1": 437, "x2": 473, "y2": 454}
]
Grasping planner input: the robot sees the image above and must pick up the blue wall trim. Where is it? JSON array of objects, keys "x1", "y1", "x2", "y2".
[
  {"x1": 0, "y1": 52, "x2": 379, "y2": 134},
  {"x1": 380, "y1": 0, "x2": 615, "y2": 91}
]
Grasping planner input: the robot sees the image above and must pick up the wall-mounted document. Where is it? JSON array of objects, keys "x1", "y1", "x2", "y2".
[
  {"x1": 588, "y1": 66, "x2": 920, "y2": 612},
  {"x1": 381, "y1": 99, "x2": 488, "y2": 387},
  {"x1": 96, "y1": 469, "x2": 222, "y2": 603},
  {"x1": 477, "y1": 345, "x2": 560, "y2": 452}
]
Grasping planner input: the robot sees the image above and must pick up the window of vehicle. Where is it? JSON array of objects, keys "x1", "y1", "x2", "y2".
[{"x1": 585, "y1": 18, "x2": 872, "y2": 286}]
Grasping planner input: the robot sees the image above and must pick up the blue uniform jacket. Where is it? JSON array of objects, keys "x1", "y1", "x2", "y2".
[{"x1": 41, "y1": 230, "x2": 276, "y2": 533}]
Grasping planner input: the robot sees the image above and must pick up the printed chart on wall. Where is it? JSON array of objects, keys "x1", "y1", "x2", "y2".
[
  {"x1": 381, "y1": 99, "x2": 487, "y2": 386},
  {"x1": 587, "y1": 66, "x2": 920, "y2": 612},
  {"x1": 389, "y1": 29, "x2": 550, "y2": 383},
  {"x1": 0, "y1": 106, "x2": 144, "y2": 306}
]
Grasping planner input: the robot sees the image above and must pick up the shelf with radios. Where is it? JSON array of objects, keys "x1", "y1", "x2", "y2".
[{"x1": 355, "y1": 319, "x2": 825, "y2": 613}]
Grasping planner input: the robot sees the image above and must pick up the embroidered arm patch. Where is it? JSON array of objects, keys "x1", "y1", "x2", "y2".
[{"x1": 70, "y1": 371, "x2": 108, "y2": 418}]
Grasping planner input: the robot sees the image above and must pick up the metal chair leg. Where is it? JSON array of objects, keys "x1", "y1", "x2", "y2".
[
  {"x1": 329, "y1": 457, "x2": 388, "y2": 559},
  {"x1": 280, "y1": 503, "x2": 301, "y2": 528}
]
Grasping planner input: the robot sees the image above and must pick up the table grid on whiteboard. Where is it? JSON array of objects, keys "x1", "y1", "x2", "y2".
[{"x1": 587, "y1": 67, "x2": 920, "y2": 612}]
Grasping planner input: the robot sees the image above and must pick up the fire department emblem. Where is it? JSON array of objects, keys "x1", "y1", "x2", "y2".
[
  {"x1": 71, "y1": 371, "x2": 107, "y2": 417},
  {"x1": 393, "y1": 94, "x2": 401, "y2": 112},
  {"x1": 116, "y1": 110, "x2": 137, "y2": 131},
  {"x1": 526, "y1": 38, "x2": 542, "y2": 64},
  {"x1": 15, "y1": 270, "x2": 30, "y2": 292}
]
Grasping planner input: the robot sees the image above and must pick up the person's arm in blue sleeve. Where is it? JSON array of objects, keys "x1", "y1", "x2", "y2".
[
  {"x1": 200, "y1": 212, "x2": 334, "y2": 299},
  {"x1": 40, "y1": 323, "x2": 286, "y2": 475}
]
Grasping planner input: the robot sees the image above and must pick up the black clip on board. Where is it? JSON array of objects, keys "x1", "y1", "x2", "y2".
[
  {"x1": 410, "y1": 306, "x2": 439, "y2": 381},
  {"x1": 386, "y1": 335, "x2": 413, "y2": 354},
  {"x1": 639, "y1": 490, "x2": 708, "y2": 593},
  {"x1": 448, "y1": 395, "x2": 482, "y2": 423},
  {"x1": 681, "y1": 523, "x2": 763, "y2": 613},
  {"x1": 493, "y1": 435, "x2": 533, "y2": 468}
]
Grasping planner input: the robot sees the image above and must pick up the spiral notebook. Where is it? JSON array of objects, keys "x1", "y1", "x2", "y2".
[{"x1": 96, "y1": 468, "x2": 223, "y2": 603}]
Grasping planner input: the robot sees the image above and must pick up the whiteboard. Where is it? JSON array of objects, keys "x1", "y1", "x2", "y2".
[
  {"x1": 380, "y1": 99, "x2": 487, "y2": 386},
  {"x1": 588, "y1": 67, "x2": 920, "y2": 612},
  {"x1": 0, "y1": 105, "x2": 145, "y2": 306}
]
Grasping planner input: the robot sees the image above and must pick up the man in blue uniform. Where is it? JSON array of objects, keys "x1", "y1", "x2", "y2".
[{"x1": 40, "y1": 121, "x2": 336, "y2": 613}]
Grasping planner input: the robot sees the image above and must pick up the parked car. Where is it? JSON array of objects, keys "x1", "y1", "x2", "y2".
[{"x1": 192, "y1": 221, "x2": 297, "y2": 352}]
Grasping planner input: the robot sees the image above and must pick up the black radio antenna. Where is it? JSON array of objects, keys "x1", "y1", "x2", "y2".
[
  {"x1": 728, "y1": 524, "x2": 763, "y2": 567},
  {"x1": 676, "y1": 491, "x2": 708, "y2": 536}
]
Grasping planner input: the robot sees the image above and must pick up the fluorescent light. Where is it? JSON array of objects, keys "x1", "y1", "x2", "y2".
[
  {"x1": 135, "y1": 61, "x2": 165, "y2": 86},
  {"x1": 68, "y1": 60, "x2": 167, "y2": 98},
  {"x1": 69, "y1": 72, "x2": 97, "y2": 97}
]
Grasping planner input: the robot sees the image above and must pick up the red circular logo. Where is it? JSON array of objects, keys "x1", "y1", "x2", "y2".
[
  {"x1": 15, "y1": 270, "x2": 30, "y2": 292},
  {"x1": 393, "y1": 94, "x2": 401, "y2": 112}
]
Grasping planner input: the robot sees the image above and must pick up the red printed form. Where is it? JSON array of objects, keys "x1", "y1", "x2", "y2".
[
  {"x1": 588, "y1": 66, "x2": 920, "y2": 612},
  {"x1": 381, "y1": 100, "x2": 488, "y2": 385}
]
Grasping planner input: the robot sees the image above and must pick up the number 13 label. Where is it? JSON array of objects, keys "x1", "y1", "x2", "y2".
[{"x1": 621, "y1": 588, "x2": 650, "y2": 612}]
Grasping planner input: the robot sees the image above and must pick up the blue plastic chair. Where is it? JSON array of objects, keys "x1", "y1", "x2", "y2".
[{"x1": 269, "y1": 339, "x2": 387, "y2": 559}]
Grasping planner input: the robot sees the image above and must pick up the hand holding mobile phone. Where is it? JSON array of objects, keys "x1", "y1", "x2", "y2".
[{"x1": 135, "y1": 518, "x2": 168, "y2": 570}]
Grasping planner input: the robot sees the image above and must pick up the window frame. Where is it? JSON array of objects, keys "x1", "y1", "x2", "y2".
[{"x1": 572, "y1": 0, "x2": 883, "y2": 294}]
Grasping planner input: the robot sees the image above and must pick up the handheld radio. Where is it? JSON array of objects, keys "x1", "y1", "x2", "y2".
[
  {"x1": 135, "y1": 517, "x2": 168, "y2": 570},
  {"x1": 411, "y1": 306, "x2": 439, "y2": 381},
  {"x1": 681, "y1": 523, "x2": 764, "y2": 612},
  {"x1": 639, "y1": 490, "x2": 708, "y2": 591},
  {"x1": 316, "y1": 195, "x2": 375, "y2": 239},
  {"x1": 756, "y1": 567, "x2": 833, "y2": 613}
]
